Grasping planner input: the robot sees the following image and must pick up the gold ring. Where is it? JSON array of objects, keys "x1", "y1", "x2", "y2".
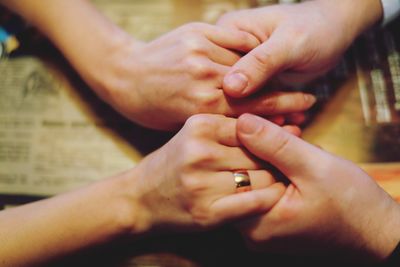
[{"x1": 233, "y1": 170, "x2": 251, "y2": 193}]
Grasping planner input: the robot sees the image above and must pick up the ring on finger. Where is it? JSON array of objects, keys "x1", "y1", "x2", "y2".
[{"x1": 233, "y1": 170, "x2": 252, "y2": 193}]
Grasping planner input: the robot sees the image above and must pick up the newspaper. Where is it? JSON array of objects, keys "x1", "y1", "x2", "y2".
[{"x1": 0, "y1": 57, "x2": 142, "y2": 195}]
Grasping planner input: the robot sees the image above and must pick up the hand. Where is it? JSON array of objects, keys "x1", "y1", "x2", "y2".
[
  {"x1": 128, "y1": 114, "x2": 286, "y2": 233},
  {"x1": 217, "y1": 0, "x2": 383, "y2": 97},
  {"x1": 95, "y1": 23, "x2": 316, "y2": 130},
  {"x1": 235, "y1": 114, "x2": 400, "y2": 263}
]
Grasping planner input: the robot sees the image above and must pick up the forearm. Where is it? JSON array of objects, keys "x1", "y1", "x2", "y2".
[
  {"x1": 0, "y1": 169, "x2": 144, "y2": 267},
  {"x1": 0, "y1": 0, "x2": 141, "y2": 98},
  {"x1": 318, "y1": 0, "x2": 383, "y2": 38}
]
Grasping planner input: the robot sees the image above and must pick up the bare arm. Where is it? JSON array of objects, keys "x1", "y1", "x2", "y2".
[
  {"x1": 0, "y1": 172, "x2": 140, "y2": 266},
  {"x1": 1, "y1": 0, "x2": 136, "y2": 98}
]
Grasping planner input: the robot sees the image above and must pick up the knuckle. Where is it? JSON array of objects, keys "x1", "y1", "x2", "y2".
[
  {"x1": 179, "y1": 138, "x2": 211, "y2": 165},
  {"x1": 193, "y1": 90, "x2": 225, "y2": 113},
  {"x1": 181, "y1": 37, "x2": 207, "y2": 54},
  {"x1": 184, "y1": 114, "x2": 216, "y2": 132},
  {"x1": 180, "y1": 175, "x2": 207, "y2": 196},
  {"x1": 246, "y1": 228, "x2": 269, "y2": 244},
  {"x1": 184, "y1": 58, "x2": 214, "y2": 78},
  {"x1": 190, "y1": 206, "x2": 214, "y2": 228},
  {"x1": 270, "y1": 131, "x2": 291, "y2": 158},
  {"x1": 236, "y1": 36, "x2": 253, "y2": 51},
  {"x1": 261, "y1": 96, "x2": 278, "y2": 114},
  {"x1": 180, "y1": 136, "x2": 202, "y2": 154},
  {"x1": 250, "y1": 123, "x2": 292, "y2": 159},
  {"x1": 186, "y1": 142, "x2": 218, "y2": 167},
  {"x1": 216, "y1": 12, "x2": 235, "y2": 26},
  {"x1": 183, "y1": 22, "x2": 207, "y2": 33},
  {"x1": 249, "y1": 51, "x2": 278, "y2": 72},
  {"x1": 233, "y1": 30, "x2": 259, "y2": 51}
]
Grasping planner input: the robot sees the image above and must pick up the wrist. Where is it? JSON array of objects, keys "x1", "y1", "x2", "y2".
[
  {"x1": 105, "y1": 168, "x2": 153, "y2": 237},
  {"x1": 83, "y1": 32, "x2": 144, "y2": 101},
  {"x1": 91, "y1": 38, "x2": 150, "y2": 126},
  {"x1": 375, "y1": 202, "x2": 400, "y2": 261},
  {"x1": 84, "y1": 30, "x2": 149, "y2": 124},
  {"x1": 360, "y1": 197, "x2": 400, "y2": 262}
]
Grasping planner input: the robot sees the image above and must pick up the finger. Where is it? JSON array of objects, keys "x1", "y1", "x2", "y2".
[
  {"x1": 194, "y1": 146, "x2": 263, "y2": 171},
  {"x1": 184, "y1": 114, "x2": 239, "y2": 147},
  {"x1": 223, "y1": 29, "x2": 292, "y2": 98},
  {"x1": 198, "y1": 90, "x2": 315, "y2": 124},
  {"x1": 208, "y1": 62, "x2": 230, "y2": 84},
  {"x1": 200, "y1": 24, "x2": 260, "y2": 53},
  {"x1": 210, "y1": 183, "x2": 285, "y2": 224},
  {"x1": 223, "y1": 91, "x2": 316, "y2": 116},
  {"x1": 184, "y1": 56, "x2": 229, "y2": 81},
  {"x1": 236, "y1": 113, "x2": 326, "y2": 180},
  {"x1": 188, "y1": 114, "x2": 238, "y2": 146},
  {"x1": 207, "y1": 42, "x2": 242, "y2": 66},
  {"x1": 216, "y1": 11, "x2": 272, "y2": 42},
  {"x1": 282, "y1": 125, "x2": 302, "y2": 137},
  {"x1": 285, "y1": 112, "x2": 307, "y2": 125},
  {"x1": 266, "y1": 115, "x2": 285, "y2": 126},
  {"x1": 211, "y1": 170, "x2": 277, "y2": 196}
]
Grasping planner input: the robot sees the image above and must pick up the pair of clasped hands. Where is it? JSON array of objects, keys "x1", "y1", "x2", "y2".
[{"x1": 2, "y1": 0, "x2": 399, "y2": 265}]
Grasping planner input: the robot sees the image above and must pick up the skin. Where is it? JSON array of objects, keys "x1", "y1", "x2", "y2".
[
  {"x1": 235, "y1": 114, "x2": 400, "y2": 263},
  {"x1": 1, "y1": 0, "x2": 316, "y2": 130},
  {"x1": 217, "y1": 0, "x2": 384, "y2": 97},
  {"x1": 0, "y1": 114, "x2": 285, "y2": 266}
]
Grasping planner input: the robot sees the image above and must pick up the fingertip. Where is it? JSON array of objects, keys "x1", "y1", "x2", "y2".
[
  {"x1": 237, "y1": 113, "x2": 267, "y2": 136},
  {"x1": 223, "y1": 72, "x2": 249, "y2": 97},
  {"x1": 304, "y1": 94, "x2": 317, "y2": 107}
]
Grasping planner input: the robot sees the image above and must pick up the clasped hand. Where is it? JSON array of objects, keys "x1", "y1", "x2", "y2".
[
  {"x1": 127, "y1": 112, "x2": 400, "y2": 263},
  {"x1": 92, "y1": 23, "x2": 315, "y2": 130},
  {"x1": 129, "y1": 114, "x2": 285, "y2": 232}
]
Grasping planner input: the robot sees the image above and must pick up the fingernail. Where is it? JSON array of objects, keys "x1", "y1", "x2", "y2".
[
  {"x1": 224, "y1": 72, "x2": 248, "y2": 94},
  {"x1": 304, "y1": 94, "x2": 317, "y2": 106},
  {"x1": 239, "y1": 114, "x2": 264, "y2": 135}
]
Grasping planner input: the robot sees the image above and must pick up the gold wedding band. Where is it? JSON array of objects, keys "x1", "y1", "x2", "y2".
[{"x1": 233, "y1": 170, "x2": 252, "y2": 193}]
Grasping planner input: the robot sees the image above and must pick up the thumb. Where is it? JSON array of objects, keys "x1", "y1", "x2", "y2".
[
  {"x1": 237, "y1": 113, "x2": 323, "y2": 180},
  {"x1": 223, "y1": 30, "x2": 290, "y2": 98}
]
